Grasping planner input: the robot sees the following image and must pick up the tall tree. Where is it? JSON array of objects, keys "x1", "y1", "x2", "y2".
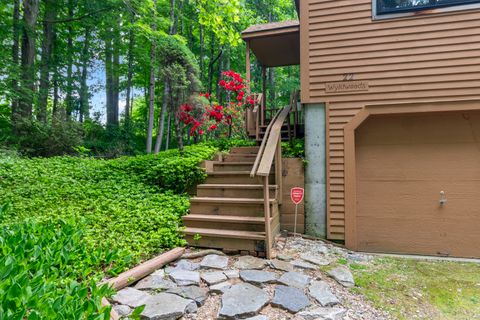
[
  {"x1": 111, "y1": 16, "x2": 121, "y2": 125},
  {"x1": 146, "y1": 0, "x2": 158, "y2": 153},
  {"x1": 125, "y1": 16, "x2": 135, "y2": 123},
  {"x1": 10, "y1": 0, "x2": 21, "y2": 129},
  {"x1": 65, "y1": 0, "x2": 75, "y2": 119},
  {"x1": 154, "y1": 0, "x2": 176, "y2": 153},
  {"x1": 105, "y1": 26, "x2": 114, "y2": 125},
  {"x1": 79, "y1": 26, "x2": 90, "y2": 122},
  {"x1": 38, "y1": 0, "x2": 57, "y2": 123},
  {"x1": 17, "y1": 0, "x2": 40, "y2": 124}
]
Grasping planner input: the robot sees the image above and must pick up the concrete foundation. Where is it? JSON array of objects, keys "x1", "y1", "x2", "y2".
[{"x1": 304, "y1": 103, "x2": 327, "y2": 238}]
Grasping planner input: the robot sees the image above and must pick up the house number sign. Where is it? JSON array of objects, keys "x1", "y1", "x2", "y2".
[{"x1": 325, "y1": 80, "x2": 369, "y2": 93}]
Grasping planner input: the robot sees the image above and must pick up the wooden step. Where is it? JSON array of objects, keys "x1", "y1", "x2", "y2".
[
  {"x1": 223, "y1": 154, "x2": 257, "y2": 163},
  {"x1": 184, "y1": 227, "x2": 265, "y2": 239},
  {"x1": 189, "y1": 197, "x2": 277, "y2": 216},
  {"x1": 196, "y1": 184, "x2": 277, "y2": 198},
  {"x1": 184, "y1": 227, "x2": 265, "y2": 251},
  {"x1": 260, "y1": 124, "x2": 289, "y2": 130},
  {"x1": 229, "y1": 146, "x2": 260, "y2": 154},
  {"x1": 212, "y1": 162, "x2": 254, "y2": 172},
  {"x1": 256, "y1": 137, "x2": 290, "y2": 143},
  {"x1": 183, "y1": 214, "x2": 265, "y2": 231},
  {"x1": 191, "y1": 197, "x2": 275, "y2": 204},
  {"x1": 205, "y1": 171, "x2": 274, "y2": 184}
]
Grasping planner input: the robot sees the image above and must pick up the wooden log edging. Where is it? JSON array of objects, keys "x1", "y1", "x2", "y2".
[
  {"x1": 102, "y1": 298, "x2": 120, "y2": 320},
  {"x1": 100, "y1": 247, "x2": 185, "y2": 319}
]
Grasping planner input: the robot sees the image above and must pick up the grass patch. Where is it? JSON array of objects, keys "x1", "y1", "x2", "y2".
[{"x1": 352, "y1": 257, "x2": 480, "y2": 319}]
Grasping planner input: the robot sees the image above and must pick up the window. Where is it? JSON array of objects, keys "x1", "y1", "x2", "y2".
[{"x1": 374, "y1": 0, "x2": 480, "y2": 18}]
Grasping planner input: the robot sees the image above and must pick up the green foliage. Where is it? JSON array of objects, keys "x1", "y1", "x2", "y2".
[
  {"x1": 205, "y1": 138, "x2": 256, "y2": 151},
  {"x1": 0, "y1": 144, "x2": 218, "y2": 261},
  {"x1": 282, "y1": 139, "x2": 305, "y2": 159},
  {"x1": 4, "y1": 119, "x2": 84, "y2": 157},
  {"x1": 107, "y1": 144, "x2": 218, "y2": 192},
  {"x1": 0, "y1": 219, "x2": 116, "y2": 319},
  {"x1": 0, "y1": 143, "x2": 221, "y2": 318},
  {"x1": 194, "y1": 0, "x2": 242, "y2": 46}
]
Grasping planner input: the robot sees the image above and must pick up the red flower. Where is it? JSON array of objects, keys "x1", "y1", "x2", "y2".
[{"x1": 208, "y1": 124, "x2": 217, "y2": 131}]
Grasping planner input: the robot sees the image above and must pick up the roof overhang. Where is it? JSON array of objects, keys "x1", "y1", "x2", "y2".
[{"x1": 242, "y1": 20, "x2": 300, "y2": 68}]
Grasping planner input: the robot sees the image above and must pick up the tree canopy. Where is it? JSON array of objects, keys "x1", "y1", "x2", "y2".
[{"x1": 0, "y1": 0, "x2": 299, "y2": 157}]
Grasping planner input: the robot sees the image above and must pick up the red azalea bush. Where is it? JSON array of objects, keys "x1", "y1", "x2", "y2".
[{"x1": 177, "y1": 71, "x2": 255, "y2": 139}]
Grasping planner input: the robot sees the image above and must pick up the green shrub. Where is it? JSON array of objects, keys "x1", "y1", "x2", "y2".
[
  {"x1": 107, "y1": 143, "x2": 218, "y2": 192},
  {"x1": 282, "y1": 138, "x2": 305, "y2": 159},
  {"x1": 204, "y1": 138, "x2": 256, "y2": 151},
  {"x1": 0, "y1": 219, "x2": 119, "y2": 319}
]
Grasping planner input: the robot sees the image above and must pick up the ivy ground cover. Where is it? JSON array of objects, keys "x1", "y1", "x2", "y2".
[{"x1": 0, "y1": 144, "x2": 218, "y2": 319}]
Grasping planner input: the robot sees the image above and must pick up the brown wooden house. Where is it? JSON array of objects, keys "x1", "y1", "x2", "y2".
[
  {"x1": 183, "y1": 0, "x2": 480, "y2": 259},
  {"x1": 300, "y1": 0, "x2": 480, "y2": 258}
]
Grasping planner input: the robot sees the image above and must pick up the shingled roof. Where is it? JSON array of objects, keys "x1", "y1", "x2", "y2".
[{"x1": 242, "y1": 20, "x2": 300, "y2": 37}]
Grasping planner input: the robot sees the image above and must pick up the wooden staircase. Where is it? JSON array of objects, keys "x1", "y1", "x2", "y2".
[
  {"x1": 183, "y1": 98, "x2": 297, "y2": 258},
  {"x1": 183, "y1": 146, "x2": 281, "y2": 256}
]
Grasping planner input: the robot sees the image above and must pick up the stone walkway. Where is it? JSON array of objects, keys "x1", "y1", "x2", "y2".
[{"x1": 110, "y1": 237, "x2": 392, "y2": 320}]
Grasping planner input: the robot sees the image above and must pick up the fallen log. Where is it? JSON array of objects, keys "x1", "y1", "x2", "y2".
[
  {"x1": 102, "y1": 297, "x2": 120, "y2": 320},
  {"x1": 104, "y1": 247, "x2": 185, "y2": 291},
  {"x1": 100, "y1": 247, "x2": 185, "y2": 319}
]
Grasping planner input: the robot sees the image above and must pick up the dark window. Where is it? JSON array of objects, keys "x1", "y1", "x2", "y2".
[{"x1": 377, "y1": 0, "x2": 480, "y2": 15}]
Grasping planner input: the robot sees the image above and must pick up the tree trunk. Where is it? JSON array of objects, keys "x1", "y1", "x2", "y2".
[
  {"x1": 146, "y1": 0, "x2": 158, "y2": 153},
  {"x1": 207, "y1": 35, "x2": 222, "y2": 96},
  {"x1": 17, "y1": 0, "x2": 40, "y2": 123},
  {"x1": 112, "y1": 18, "x2": 120, "y2": 125},
  {"x1": 79, "y1": 27, "x2": 90, "y2": 123},
  {"x1": 154, "y1": 0, "x2": 178, "y2": 154},
  {"x1": 38, "y1": 0, "x2": 56, "y2": 123},
  {"x1": 105, "y1": 29, "x2": 114, "y2": 125},
  {"x1": 52, "y1": 31, "x2": 60, "y2": 122},
  {"x1": 199, "y1": 24, "x2": 204, "y2": 83},
  {"x1": 174, "y1": 105, "x2": 184, "y2": 154},
  {"x1": 169, "y1": 0, "x2": 176, "y2": 35},
  {"x1": 65, "y1": 0, "x2": 74, "y2": 119},
  {"x1": 125, "y1": 18, "x2": 135, "y2": 123},
  {"x1": 165, "y1": 109, "x2": 172, "y2": 150},
  {"x1": 154, "y1": 83, "x2": 169, "y2": 153},
  {"x1": 11, "y1": 0, "x2": 21, "y2": 129}
]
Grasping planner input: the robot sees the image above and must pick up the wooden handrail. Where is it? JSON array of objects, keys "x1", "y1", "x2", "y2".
[
  {"x1": 254, "y1": 105, "x2": 291, "y2": 177},
  {"x1": 250, "y1": 104, "x2": 291, "y2": 260},
  {"x1": 249, "y1": 92, "x2": 297, "y2": 259},
  {"x1": 250, "y1": 108, "x2": 281, "y2": 178}
]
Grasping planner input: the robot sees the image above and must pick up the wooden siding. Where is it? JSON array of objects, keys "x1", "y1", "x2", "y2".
[
  {"x1": 280, "y1": 158, "x2": 305, "y2": 233},
  {"x1": 300, "y1": 0, "x2": 480, "y2": 240}
]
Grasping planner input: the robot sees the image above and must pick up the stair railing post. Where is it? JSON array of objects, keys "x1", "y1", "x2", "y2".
[
  {"x1": 275, "y1": 135, "x2": 283, "y2": 205},
  {"x1": 261, "y1": 66, "x2": 267, "y2": 126},
  {"x1": 263, "y1": 176, "x2": 272, "y2": 259},
  {"x1": 256, "y1": 104, "x2": 260, "y2": 141}
]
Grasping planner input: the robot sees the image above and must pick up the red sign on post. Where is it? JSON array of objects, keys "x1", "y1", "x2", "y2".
[{"x1": 291, "y1": 187, "x2": 304, "y2": 205}]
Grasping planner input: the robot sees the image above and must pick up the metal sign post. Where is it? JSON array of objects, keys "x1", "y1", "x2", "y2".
[{"x1": 290, "y1": 187, "x2": 304, "y2": 237}]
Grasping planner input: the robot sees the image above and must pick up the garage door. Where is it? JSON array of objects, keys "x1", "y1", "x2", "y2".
[{"x1": 355, "y1": 111, "x2": 480, "y2": 258}]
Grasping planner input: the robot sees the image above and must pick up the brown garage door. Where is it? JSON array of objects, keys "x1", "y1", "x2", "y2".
[{"x1": 355, "y1": 111, "x2": 480, "y2": 258}]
